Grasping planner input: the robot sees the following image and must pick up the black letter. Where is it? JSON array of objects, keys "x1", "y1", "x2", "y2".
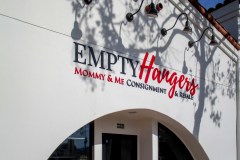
[
  {"x1": 129, "y1": 59, "x2": 139, "y2": 77},
  {"x1": 107, "y1": 52, "x2": 117, "y2": 71},
  {"x1": 88, "y1": 46, "x2": 105, "y2": 69},
  {"x1": 73, "y1": 42, "x2": 86, "y2": 64},
  {"x1": 118, "y1": 55, "x2": 130, "y2": 75}
]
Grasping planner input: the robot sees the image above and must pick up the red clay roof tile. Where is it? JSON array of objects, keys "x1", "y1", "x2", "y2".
[{"x1": 189, "y1": 0, "x2": 240, "y2": 51}]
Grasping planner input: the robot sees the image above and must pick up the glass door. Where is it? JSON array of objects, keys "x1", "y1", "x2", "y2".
[
  {"x1": 158, "y1": 123, "x2": 193, "y2": 160},
  {"x1": 102, "y1": 133, "x2": 137, "y2": 160}
]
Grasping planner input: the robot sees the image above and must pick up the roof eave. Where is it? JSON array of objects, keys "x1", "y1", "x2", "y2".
[{"x1": 189, "y1": 0, "x2": 240, "y2": 51}]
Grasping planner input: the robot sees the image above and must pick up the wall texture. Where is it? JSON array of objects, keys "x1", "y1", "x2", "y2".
[{"x1": 0, "y1": 0, "x2": 239, "y2": 159}]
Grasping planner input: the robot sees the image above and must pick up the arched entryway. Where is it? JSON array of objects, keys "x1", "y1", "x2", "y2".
[{"x1": 48, "y1": 109, "x2": 208, "y2": 160}]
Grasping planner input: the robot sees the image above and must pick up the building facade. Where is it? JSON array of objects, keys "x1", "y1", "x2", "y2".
[
  {"x1": 0, "y1": 0, "x2": 239, "y2": 160},
  {"x1": 210, "y1": 0, "x2": 239, "y2": 43}
]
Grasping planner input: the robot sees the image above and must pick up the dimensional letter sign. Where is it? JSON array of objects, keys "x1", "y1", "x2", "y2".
[{"x1": 73, "y1": 42, "x2": 198, "y2": 100}]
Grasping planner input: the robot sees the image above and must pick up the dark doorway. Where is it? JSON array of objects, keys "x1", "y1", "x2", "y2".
[
  {"x1": 158, "y1": 123, "x2": 193, "y2": 160},
  {"x1": 102, "y1": 133, "x2": 137, "y2": 160}
]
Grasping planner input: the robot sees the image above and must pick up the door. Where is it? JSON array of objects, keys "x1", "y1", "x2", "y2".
[
  {"x1": 102, "y1": 133, "x2": 137, "y2": 160},
  {"x1": 158, "y1": 123, "x2": 193, "y2": 160}
]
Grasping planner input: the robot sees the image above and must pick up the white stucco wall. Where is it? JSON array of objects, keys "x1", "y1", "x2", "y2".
[
  {"x1": 0, "y1": 0, "x2": 239, "y2": 159},
  {"x1": 94, "y1": 115, "x2": 155, "y2": 160}
]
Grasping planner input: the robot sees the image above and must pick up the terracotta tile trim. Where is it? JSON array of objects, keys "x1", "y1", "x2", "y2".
[{"x1": 189, "y1": 0, "x2": 240, "y2": 51}]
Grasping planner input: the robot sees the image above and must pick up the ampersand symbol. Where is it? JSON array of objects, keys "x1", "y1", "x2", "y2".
[
  {"x1": 175, "y1": 91, "x2": 178, "y2": 97},
  {"x1": 107, "y1": 75, "x2": 113, "y2": 82}
]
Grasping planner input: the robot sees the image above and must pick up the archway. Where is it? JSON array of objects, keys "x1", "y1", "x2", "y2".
[{"x1": 48, "y1": 109, "x2": 208, "y2": 160}]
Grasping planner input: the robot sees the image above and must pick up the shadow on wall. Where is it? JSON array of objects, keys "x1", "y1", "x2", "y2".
[
  {"x1": 187, "y1": 5, "x2": 236, "y2": 139},
  {"x1": 68, "y1": 0, "x2": 236, "y2": 140}
]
